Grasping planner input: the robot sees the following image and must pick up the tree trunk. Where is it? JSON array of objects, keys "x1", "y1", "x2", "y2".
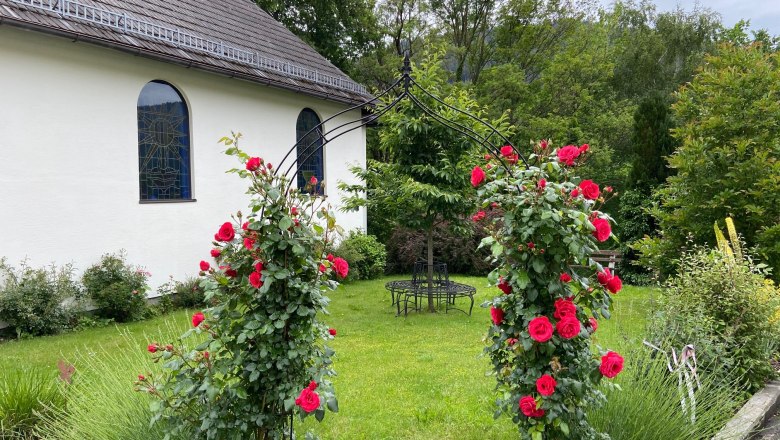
[{"x1": 427, "y1": 228, "x2": 435, "y2": 312}]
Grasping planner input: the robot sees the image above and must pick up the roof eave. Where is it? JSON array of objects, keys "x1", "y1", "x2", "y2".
[{"x1": 0, "y1": 16, "x2": 373, "y2": 107}]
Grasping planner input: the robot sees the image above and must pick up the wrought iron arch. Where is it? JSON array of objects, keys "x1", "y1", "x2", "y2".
[{"x1": 275, "y1": 55, "x2": 529, "y2": 185}]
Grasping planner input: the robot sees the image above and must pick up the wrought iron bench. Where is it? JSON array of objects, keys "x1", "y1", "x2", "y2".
[{"x1": 385, "y1": 261, "x2": 475, "y2": 317}]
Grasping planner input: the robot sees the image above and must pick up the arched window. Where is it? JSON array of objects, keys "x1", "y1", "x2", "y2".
[
  {"x1": 296, "y1": 108, "x2": 324, "y2": 194},
  {"x1": 137, "y1": 80, "x2": 192, "y2": 201}
]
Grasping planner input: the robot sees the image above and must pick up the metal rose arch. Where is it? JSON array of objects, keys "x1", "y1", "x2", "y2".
[{"x1": 274, "y1": 54, "x2": 529, "y2": 184}]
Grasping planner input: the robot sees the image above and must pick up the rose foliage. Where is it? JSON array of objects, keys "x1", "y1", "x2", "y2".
[
  {"x1": 475, "y1": 141, "x2": 624, "y2": 439},
  {"x1": 139, "y1": 134, "x2": 343, "y2": 439}
]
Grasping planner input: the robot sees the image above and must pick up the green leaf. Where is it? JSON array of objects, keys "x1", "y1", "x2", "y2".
[
  {"x1": 279, "y1": 217, "x2": 293, "y2": 230},
  {"x1": 327, "y1": 397, "x2": 339, "y2": 413},
  {"x1": 283, "y1": 398, "x2": 296, "y2": 412}
]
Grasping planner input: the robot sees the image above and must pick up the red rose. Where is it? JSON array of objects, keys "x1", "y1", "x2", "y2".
[
  {"x1": 588, "y1": 317, "x2": 598, "y2": 333},
  {"x1": 210, "y1": 249, "x2": 221, "y2": 258},
  {"x1": 472, "y1": 211, "x2": 486, "y2": 222},
  {"x1": 527, "y1": 242, "x2": 535, "y2": 249},
  {"x1": 242, "y1": 222, "x2": 249, "y2": 231},
  {"x1": 327, "y1": 254, "x2": 335, "y2": 262},
  {"x1": 147, "y1": 344, "x2": 158, "y2": 353},
  {"x1": 529, "y1": 316, "x2": 553, "y2": 343},
  {"x1": 507, "y1": 338, "x2": 518, "y2": 346},
  {"x1": 556, "y1": 316, "x2": 581, "y2": 339},
  {"x1": 295, "y1": 388, "x2": 320, "y2": 413},
  {"x1": 497, "y1": 277, "x2": 512, "y2": 295},
  {"x1": 244, "y1": 238, "x2": 255, "y2": 250},
  {"x1": 215, "y1": 222, "x2": 235, "y2": 242},
  {"x1": 579, "y1": 180, "x2": 600, "y2": 200},
  {"x1": 600, "y1": 351, "x2": 624, "y2": 378},
  {"x1": 507, "y1": 153, "x2": 519, "y2": 164},
  {"x1": 578, "y1": 143, "x2": 590, "y2": 154},
  {"x1": 559, "y1": 273, "x2": 572, "y2": 283},
  {"x1": 519, "y1": 396, "x2": 545, "y2": 418},
  {"x1": 319, "y1": 264, "x2": 327, "y2": 273},
  {"x1": 491, "y1": 202, "x2": 499, "y2": 209},
  {"x1": 165, "y1": 344, "x2": 173, "y2": 351},
  {"x1": 328, "y1": 328, "x2": 337, "y2": 336},
  {"x1": 557, "y1": 145, "x2": 580, "y2": 166},
  {"x1": 536, "y1": 374, "x2": 557, "y2": 396},
  {"x1": 246, "y1": 157, "x2": 261, "y2": 171},
  {"x1": 490, "y1": 306, "x2": 504, "y2": 325},
  {"x1": 310, "y1": 176, "x2": 318, "y2": 185},
  {"x1": 308, "y1": 381, "x2": 317, "y2": 390},
  {"x1": 254, "y1": 262, "x2": 264, "y2": 273},
  {"x1": 220, "y1": 265, "x2": 238, "y2": 278},
  {"x1": 137, "y1": 374, "x2": 145, "y2": 381},
  {"x1": 606, "y1": 274, "x2": 623, "y2": 294},
  {"x1": 199, "y1": 261, "x2": 209, "y2": 271},
  {"x1": 553, "y1": 298, "x2": 577, "y2": 320},
  {"x1": 291, "y1": 207, "x2": 299, "y2": 216},
  {"x1": 540, "y1": 139, "x2": 548, "y2": 149},
  {"x1": 591, "y1": 217, "x2": 611, "y2": 242},
  {"x1": 267, "y1": 162, "x2": 273, "y2": 170},
  {"x1": 597, "y1": 268, "x2": 612, "y2": 286},
  {"x1": 471, "y1": 166, "x2": 486, "y2": 187},
  {"x1": 605, "y1": 186, "x2": 613, "y2": 193},
  {"x1": 249, "y1": 271, "x2": 263, "y2": 289},
  {"x1": 538, "y1": 178, "x2": 546, "y2": 189},
  {"x1": 192, "y1": 312, "x2": 205, "y2": 327},
  {"x1": 500, "y1": 145, "x2": 514, "y2": 157},
  {"x1": 571, "y1": 188, "x2": 580, "y2": 198},
  {"x1": 332, "y1": 257, "x2": 349, "y2": 279}
]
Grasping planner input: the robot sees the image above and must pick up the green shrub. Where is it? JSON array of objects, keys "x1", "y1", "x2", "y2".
[
  {"x1": 81, "y1": 253, "x2": 149, "y2": 323},
  {"x1": 647, "y1": 246, "x2": 780, "y2": 392},
  {"x1": 36, "y1": 318, "x2": 195, "y2": 440},
  {"x1": 0, "y1": 260, "x2": 80, "y2": 337},
  {"x1": 170, "y1": 278, "x2": 206, "y2": 309},
  {"x1": 0, "y1": 368, "x2": 65, "y2": 438},
  {"x1": 334, "y1": 232, "x2": 387, "y2": 281},
  {"x1": 589, "y1": 347, "x2": 746, "y2": 440}
]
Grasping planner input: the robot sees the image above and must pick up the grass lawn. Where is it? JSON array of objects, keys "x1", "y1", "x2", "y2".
[{"x1": 0, "y1": 276, "x2": 656, "y2": 439}]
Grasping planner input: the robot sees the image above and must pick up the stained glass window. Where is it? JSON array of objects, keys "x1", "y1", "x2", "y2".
[
  {"x1": 296, "y1": 108, "x2": 324, "y2": 194},
  {"x1": 137, "y1": 81, "x2": 192, "y2": 201}
]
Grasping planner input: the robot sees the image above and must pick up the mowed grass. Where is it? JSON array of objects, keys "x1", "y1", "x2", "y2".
[{"x1": 0, "y1": 276, "x2": 656, "y2": 439}]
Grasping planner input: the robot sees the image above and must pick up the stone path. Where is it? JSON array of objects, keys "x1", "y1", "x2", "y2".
[{"x1": 755, "y1": 409, "x2": 780, "y2": 440}]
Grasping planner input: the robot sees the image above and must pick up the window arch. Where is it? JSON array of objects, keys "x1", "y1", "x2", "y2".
[
  {"x1": 137, "y1": 80, "x2": 192, "y2": 201},
  {"x1": 296, "y1": 108, "x2": 324, "y2": 193}
]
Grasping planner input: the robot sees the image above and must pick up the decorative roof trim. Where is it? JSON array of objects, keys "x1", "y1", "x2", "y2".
[{"x1": 11, "y1": 0, "x2": 369, "y2": 95}]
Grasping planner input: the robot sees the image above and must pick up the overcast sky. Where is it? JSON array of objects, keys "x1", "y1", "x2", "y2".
[{"x1": 599, "y1": 0, "x2": 780, "y2": 36}]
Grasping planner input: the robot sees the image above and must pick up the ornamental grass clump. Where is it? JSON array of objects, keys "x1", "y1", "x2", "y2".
[
  {"x1": 140, "y1": 134, "x2": 347, "y2": 439},
  {"x1": 473, "y1": 141, "x2": 623, "y2": 439}
]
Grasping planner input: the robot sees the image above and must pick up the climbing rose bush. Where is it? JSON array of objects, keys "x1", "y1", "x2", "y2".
[
  {"x1": 137, "y1": 134, "x2": 345, "y2": 439},
  {"x1": 473, "y1": 141, "x2": 623, "y2": 439}
]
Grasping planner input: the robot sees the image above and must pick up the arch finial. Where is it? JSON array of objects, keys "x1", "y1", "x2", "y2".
[{"x1": 402, "y1": 52, "x2": 412, "y2": 93}]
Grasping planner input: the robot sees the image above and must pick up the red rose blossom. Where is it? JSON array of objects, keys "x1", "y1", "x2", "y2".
[
  {"x1": 571, "y1": 188, "x2": 580, "y2": 198},
  {"x1": 578, "y1": 143, "x2": 590, "y2": 154},
  {"x1": 295, "y1": 387, "x2": 320, "y2": 413},
  {"x1": 557, "y1": 145, "x2": 580, "y2": 166},
  {"x1": 254, "y1": 262, "x2": 264, "y2": 272},
  {"x1": 497, "y1": 277, "x2": 512, "y2": 295},
  {"x1": 310, "y1": 176, "x2": 318, "y2": 185},
  {"x1": 579, "y1": 180, "x2": 600, "y2": 200},
  {"x1": 556, "y1": 316, "x2": 581, "y2": 339},
  {"x1": 472, "y1": 211, "x2": 486, "y2": 222},
  {"x1": 246, "y1": 157, "x2": 261, "y2": 171},
  {"x1": 588, "y1": 317, "x2": 599, "y2": 333},
  {"x1": 471, "y1": 166, "x2": 486, "y2": 187},
  {"x1": 606, "y1": 274, "x2": 623, "y2": 294},
  {"x1": 244, "y1": 238, "x2": 255, "y2": 250},
  {"x1": 500, "y1": 145, "x2": 514, "y2": 157},
  {"x1": 591, "y1": 217, "x2": 611, "y2": 242},
  {"x1": 328, "y1": 328, "x2": 337, "y2": 336},
  {"x1": 560, "y1": 273, "x2": 572, "y2": 283},
  {"x1": 597, "y1": 268, "x2": 612, "y2": 286},
  {"x1": 600, "y1": 351, "x2": 624, "y2": 378},
  {"x1": 147, "y1": 344, "x2": 158, "y2": 353},
  {"x1": 332, "y1": 257, "x2": 349, "y2": 279},
  {"x1": 490, "y1": 306, "x2": 504, "y2": 325},
  {"x1": 199, "y1": 261, "x2": 210, "y2": 271},
  {"x1": 529, "y1": 316, "x2": 554, "y2": 343},
  {"x1": 291, "y1": 207, "x2": 299, "y2": 216},
  {"x1": 507, "y1": 338, "x2": 518, "y2": 346},
  {"x1": 519, "y1": 396, "x2": 545, "y2": 418},
  {"x1": 327, "y1": 254, "x2": 335, "y2": 262},
  {"x1": 540, "y1": 139, "x2": 549, "y2": 149},
  {"x1": 215, "y1": 222, "x2": 235, "y2": 242},
  {"x1": 538, "y1": 178, "x2": 547, "y2": 189},
  {"x1": 267, "y1": 162, "x2": 273, "y2": 169},
  {"x1": 553, "y1": 298, "x2": 577, "y2": 320},
  {"x1": 192, "y1": 312, "x2": 205, "y2": 327},
  {"x1": 210, "y1": 249, "x2": 221, "y2": 258},
  {"x1": 249, "y1": 271, "x2": 263, "y2": 289},
  {"x1": 138, "y1": 374, "x2": 145, "y2": 381},
  {"x1": 319, "y1": 264, "x2": 327, "y2": 273},
  {"x1": 536, "y1": 374, "x2": 557, "y2": 396}
]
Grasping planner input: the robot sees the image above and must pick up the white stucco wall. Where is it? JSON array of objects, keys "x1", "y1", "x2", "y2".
[{"x1": 0, "y1": 26, "x2": 367, "y2": 291}]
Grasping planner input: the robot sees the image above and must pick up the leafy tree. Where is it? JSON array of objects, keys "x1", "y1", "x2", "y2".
[
  {"x1": 429, "y1": 0, "x2": 497, "y2": 82},
  {"x1": 627, "y1": 93, "x2": 676, "y2": 189},
  {"x1": 255, "y1": 0, "x2": 378, "y2": 72},
  {"x1": 641, "y1": 43, "x2": 780, "y2": 278},
  {"x1": 341, "y1": 51, "x2": 512, "y2": 311}
]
